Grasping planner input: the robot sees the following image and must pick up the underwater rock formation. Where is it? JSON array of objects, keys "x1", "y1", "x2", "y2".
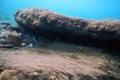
[{"x1": 15, "y1": 8, "x2": 120, "y2": 44}]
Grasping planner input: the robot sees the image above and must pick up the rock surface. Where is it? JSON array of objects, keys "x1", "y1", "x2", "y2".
[
  {"x1": 0, "y1": 30, "x2": 11, "y2": 38},
  {"x1": 0, "y1": 70, "x2": 18, "y2": 80},
  {"x1": 15, "y1": 8, "x2": 120, "y2": 42},
  {"x1": 6, "y1": 32, "x2": 22, "y2": 46}
]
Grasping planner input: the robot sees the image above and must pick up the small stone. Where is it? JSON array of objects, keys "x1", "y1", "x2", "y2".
[
  {"x1": 33, "y1": 72, "x2": 38, "y2": 76},
  {"x1": 6, "y1": 34, "x2": 22, "y2": 46},
  {"x1": 14, "y1": 47, "x2": 19, "y2": 49},
  {"x1": 19, "y1": 33, "x2": 22, "y2": 36},
  {"x1": 29, "y1": 43, "x2": 33, "y2": 48},
  {"x1": 50, "y1": 76, "x2": 57, "y2": 80},
  {"x1": 21, "y1": 42, "x2": 26, "y2": 47},
  {"x1": 0, "y1": 44, "x2": 14, "y2": 48},
  {"x1": 0, "y1": 30, "x2": 11, "y2": 38},
  {"x1": 4, "y1": 44, "x2": 14, "y2": 48},
  {"x1": 31, "y1": 72, "x2": 39, "y2": 80},
  {"x1": 11, "y1": 31, "x2": 20, "y2": 36}
]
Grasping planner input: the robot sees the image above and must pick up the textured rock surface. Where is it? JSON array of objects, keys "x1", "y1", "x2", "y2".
[
  {"x1": 15, "y1": 8, "x2": 88, "y2": 39},
  {"x1": 6, "y1": 34, "x2": 22, "y2": 46},
  {"x1": 0, "y1": 70, "x2": 18, "y2": 80},
  {"x1": 15, "y1": 8, "x2": 120, "y2": 42}
]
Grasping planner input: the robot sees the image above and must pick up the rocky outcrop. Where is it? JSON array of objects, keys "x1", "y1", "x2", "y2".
[{"x1": 15, "y1": 8, "x2": 120, "y2": 44}]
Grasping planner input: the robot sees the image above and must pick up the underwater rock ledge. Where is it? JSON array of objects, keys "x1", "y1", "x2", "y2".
[{"x1": 15, "y1": 8, "x2": 120, "y2": 45}]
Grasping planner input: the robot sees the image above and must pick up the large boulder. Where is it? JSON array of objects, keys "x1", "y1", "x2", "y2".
[
  {"x1": 15, "y1": 8, "x2": 120, "y2": 43},
  {"x1": 15, "y1": 8, "x2": 88, "y2": 37}
]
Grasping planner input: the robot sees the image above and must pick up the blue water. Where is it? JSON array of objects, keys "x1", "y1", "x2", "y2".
[{"x1": 0, "y1": 0, "x2": 120, "y2": 25}]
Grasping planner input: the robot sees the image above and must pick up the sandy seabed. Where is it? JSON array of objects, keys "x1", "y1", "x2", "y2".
[{"x1": 0, "y1": 41, "x2": 120, "y2": 80}]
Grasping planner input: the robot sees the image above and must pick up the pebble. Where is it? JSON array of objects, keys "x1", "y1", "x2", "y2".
[
  {"x1": 29, "y1": 43, "x2": 33, "y2": 48},
  {"x1": 31, "y1": 72, "x2": 39, "y2": 80},
  {"x1": 50, "y1": 76, "x2": 57, "y2": 80},
  {"x1": 21, "y1": 42, "x2": 26, "y2": 47},
  {"x1": 0, "y1": 44, "x2": 14, "y2": 48},
  {"x1": 3, "y1": 44, "x2": 14, "y2": 48},
  {"x1": 33, "y1": 72, "x2": 38, "y2": 76},
  {"x1": 19, "y1": 33, "x2": 22, "y2": 36},
  {"x1": 0, "y1": 30, "x2": 11, "y2": 38},
  {"x1": 11, "y1": 31, "x2": 20, "y2": 36},
  {"x1": 14, "y1": 47, "x2": 19, "y2": 49}
]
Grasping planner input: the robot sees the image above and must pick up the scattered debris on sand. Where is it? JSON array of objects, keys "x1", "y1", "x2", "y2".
[
  {"x1": 0, "y1": 21, "x2": 43, "y2": 48},
  {"x1": 0, "y1": 45, "x2": 120, "y2": 80}
]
